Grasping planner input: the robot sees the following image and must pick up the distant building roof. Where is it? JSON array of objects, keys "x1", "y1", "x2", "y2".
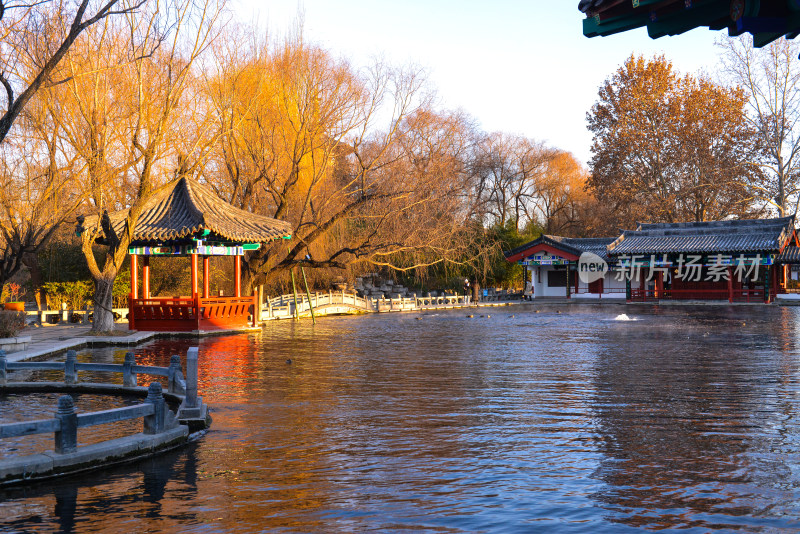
[
  {"x1": 607, "y1": 216, "x2": 796, "y2": 256},
  {"x1": 504, "y1": 235, "x2": 617, "y2": 263},
  {"x1": 79, "y1": 177, "x2": 292, "y2": 245},
  {"x1": 579, "y1": 0, "x2": 800, "y2": 48}
]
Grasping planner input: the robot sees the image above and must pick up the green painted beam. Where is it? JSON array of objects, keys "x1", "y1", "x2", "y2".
[{"x1": 584, "y1": 14, "x2": 649, "y2": 37}]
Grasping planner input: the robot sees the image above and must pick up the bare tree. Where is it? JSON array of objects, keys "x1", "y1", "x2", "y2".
[
  {"x1": 0, "y1": 0, "x2": 146, "y2": 143},
  {"x1": 0, "y1": 98, "x2": 83, "y2": 297},
  {"x1": 718, "y1": 36, "x2": 800, "y2": 215},
  {"x1": 206, "y1": 32, "x2": 484, "y2": 293}
]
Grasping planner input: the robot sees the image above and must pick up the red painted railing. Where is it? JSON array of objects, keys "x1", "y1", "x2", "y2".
[
  {"x1": 572, "y1": 288, "x2": 627, "y2": 294},
  {"x1": 198, "y1": 296, "x2": 255, "y2": 330},
  {"x1": 130, "y1": 295, "x2": 256, "y2": 331}
]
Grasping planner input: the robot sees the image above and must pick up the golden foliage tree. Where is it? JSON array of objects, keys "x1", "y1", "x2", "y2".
[
  {"x1": 205, "y1": 31, "x2": 484, "y2": 292},
  {"x1": 587, "y1": 55, "x2": 762, "y2": 229},
  {"x1": 64, "y1": 0, "x2": 224, "y2": 331}
]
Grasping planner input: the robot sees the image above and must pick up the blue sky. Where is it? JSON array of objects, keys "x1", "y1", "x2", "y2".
[{"x1": 235, "y1": 1, "x2": 725, "y2": 164}]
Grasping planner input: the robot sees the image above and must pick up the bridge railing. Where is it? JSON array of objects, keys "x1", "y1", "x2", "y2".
[
  {"x1": 0, "y1": 347, "x2": 205, "y2": 455},
  {"x1": 262, "y1": 290, "x2": 473, "y2": 319}
]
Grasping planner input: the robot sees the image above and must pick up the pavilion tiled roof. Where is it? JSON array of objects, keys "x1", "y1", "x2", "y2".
[
  {"x1": 80, "y1": 177, "x2": 292, "y2": 244},
  {"x1": 551, "y1": 236, "x2": 616, "y2": 262},
  {"x1": 607, "y1": 216, "x2": 796, "y2": 257}
]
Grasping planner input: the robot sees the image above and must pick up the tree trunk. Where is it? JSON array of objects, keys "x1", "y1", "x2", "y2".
[
  {"x1": 92, "y1": 274, "x2": 116, "y2": 333},
  {"x1": 471, "y1": 278, "x2": 481, "y2": 303},
  {"x1": 22, "y1": 252, "x2": 44, "y2": 311}
]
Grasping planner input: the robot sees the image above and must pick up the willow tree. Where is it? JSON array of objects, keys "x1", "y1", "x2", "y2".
[
  {"x1": 587, "y1": 55, "x2": 762, "y2": 229},
  {"x1": 65, "y1": 0, "x2": 223, "y2": 332},
  {"x1": 205, "y1": 32, "x2": 482, "y2": 293}
]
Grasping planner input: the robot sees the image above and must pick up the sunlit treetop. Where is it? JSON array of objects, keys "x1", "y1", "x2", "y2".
[{"x1": 579, "y1": 0, "x2": 800, "y2": 48}]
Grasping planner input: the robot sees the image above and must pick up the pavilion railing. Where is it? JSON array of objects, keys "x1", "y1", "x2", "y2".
[
  {"x1": 130, "y1": 295, "x2": 256, "y2": 329},
  {"x1": 198, "y1": 296, "x2": 255, "y2": 327}
]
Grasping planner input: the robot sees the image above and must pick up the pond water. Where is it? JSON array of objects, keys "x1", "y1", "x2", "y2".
[{"x1": 3, "y1": 304, "x2": 800, "y2": 532}]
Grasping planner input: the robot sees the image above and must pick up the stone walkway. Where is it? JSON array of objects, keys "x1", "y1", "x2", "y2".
[{"x1": 6, "y1": 323, "x2": 154, "y2": 363}]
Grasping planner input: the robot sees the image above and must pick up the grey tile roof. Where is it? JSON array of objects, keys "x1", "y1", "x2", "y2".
[
  {"x1": 607, "y1": 216, "x2": 796, "y2": 256},
  {"x1": 777, "y1": 246, "x2": 800, "y2": 263},
  {"x1": 79, "y1": 177, "x2": 292, "y2": 244},
  {"x1": 504, "y1": 235, "x2": 617, "y2": 262},
  {"x1": 553, "y1": 236, "x2": 617, "y2": 262}
]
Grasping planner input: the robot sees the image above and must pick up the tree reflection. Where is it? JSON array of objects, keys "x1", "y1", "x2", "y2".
[{"x1": 591, "y1": 307, "x2": 800, "y2": 529}]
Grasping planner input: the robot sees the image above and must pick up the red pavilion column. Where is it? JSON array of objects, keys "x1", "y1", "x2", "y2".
[
  {"x1": 234, "y1": 255, "x2": 241, "y2": 297},
  {"x1": 129, "y1": 254, "x2": 138, "y2": 331},
  {"x1": 191, "y1": 253, "x2": 199, "y2": 326},
  {"x1": 191, "y1": 254, "x2": 198, "y2": 297},
  {"x1": 203, "y1": 256, "x2": 210, "y2": 298},
  {"x1": 130, "y1": 254, "x2": 138, "y2": 300},
  {"x1": 727, "y1": 266, "x2": 733, "y2": 303},
  {"x1": 142, "y1": 256, "x2": 151, "y2": 299}
]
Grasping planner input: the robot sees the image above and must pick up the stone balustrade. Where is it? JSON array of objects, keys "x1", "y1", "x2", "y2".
[{"x1": 0, "y1": 347, "x2": 208, "y2": 486}]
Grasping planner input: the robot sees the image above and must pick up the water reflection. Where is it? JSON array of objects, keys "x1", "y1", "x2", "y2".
[
  {"x1": 3, "y1": 306, "x2": 800, "y2": 531},
  {"x1": 0, "y1": 443, "x2": 200, "y2": 533},
  {"x1": 591, "y1": 306, "x2": 800, "y2": 530}
]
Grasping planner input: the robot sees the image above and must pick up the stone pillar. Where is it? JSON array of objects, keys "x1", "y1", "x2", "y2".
[
  {"x1": 185, "y1": 347, "x2": 199, "y2": 409},
  {"x1": 0, "y1": 350, "x2": 6, "y2": 385},
  {"x1": 143, "y1": 382, "x2": 166, "y2": 434},
  {"x1": 64, "y1": 350, "x2": 78, "y2": 385},
  {"x1": 123, "y1": 352, "x2": 137, "y2": 387},
  {"x1": 55, "y1": 395, "x2": 78, "y2": 454}
]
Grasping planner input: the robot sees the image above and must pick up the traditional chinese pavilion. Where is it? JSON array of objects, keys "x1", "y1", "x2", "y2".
[
  {"x1": 505, "y1": 216, "x2": 800, "y2": 303},
  {"x1": 80, "y1": 177, "x2": 291, "y2": 332},
  {"x1": 580, "y1": 0, "x2": 800, "y2": 48}
]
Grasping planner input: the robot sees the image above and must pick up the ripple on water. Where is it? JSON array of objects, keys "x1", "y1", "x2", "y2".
[{"x1": 3, "y1": 306, "x2": 800, "y2": 532}]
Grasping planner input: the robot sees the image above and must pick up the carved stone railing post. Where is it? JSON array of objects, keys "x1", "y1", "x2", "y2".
[
  {"x1": 55, "y1": 395, "x2": 78, "y2": 453},
  {"x1": 0, "y1": 349, "x2": 6, "y2": 386},
  {"x1": 143, "y1": 382, "x2": 165, "y2": 434},
  {"x1": 64, "y1": 350, "x2": 78, "y2": 385},
  {"x1": 184, "y1": 347, "x2": 198, "y2": 408},
  {"x1": 176, "y1": 347, "x2": 207, "y2": 429},
  {"x1": 168, "y1": 354, "x2": 185, "y2": 395},
  {"x1": 123, "y1": 352, "x2": 137, "y2": 387}
]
